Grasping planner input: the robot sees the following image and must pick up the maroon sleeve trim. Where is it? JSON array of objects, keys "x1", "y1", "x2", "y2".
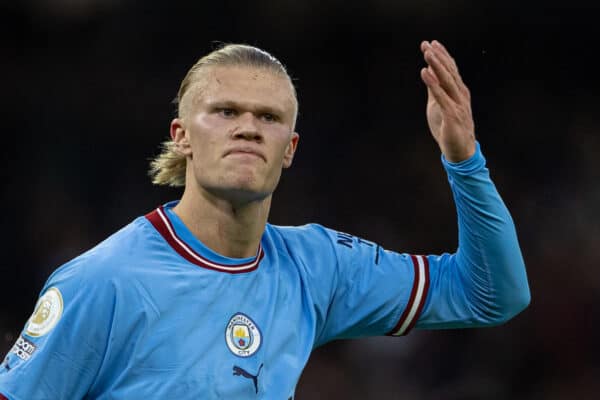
[{"x1": 387, "y1": 254, "x2": 430, "y2": 336}]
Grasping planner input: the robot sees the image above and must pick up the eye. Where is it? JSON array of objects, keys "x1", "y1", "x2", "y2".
[
  {"x1": 218, "y1": 108, "x2": 237, "y2": 118},
  {"x1": 261, "y1": 113, "x2": 278, "y2": 123}
]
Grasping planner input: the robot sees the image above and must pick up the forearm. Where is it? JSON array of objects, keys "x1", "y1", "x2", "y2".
[
  {"x1": 451, "y1": 142, "x2": 530, "y2": 320},
  {"x1": 419, "y1": 142, "x2": 530, "y2": 329}
]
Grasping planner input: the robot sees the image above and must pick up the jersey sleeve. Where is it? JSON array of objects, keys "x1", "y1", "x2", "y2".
[
  {"x1": 310, "y1": 141, "x2": 530, "y2": 345},
  {"x1": 0, "y1": 256, "x2": 115, "y2": 400},
  {"x1": 415, "y1": 142, "x2": 530, "y2": 329}
]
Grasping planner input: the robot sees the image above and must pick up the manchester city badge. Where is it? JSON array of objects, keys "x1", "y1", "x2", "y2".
[{"x1": 225, "y1": 313, "x2": 262, "y2": 357}]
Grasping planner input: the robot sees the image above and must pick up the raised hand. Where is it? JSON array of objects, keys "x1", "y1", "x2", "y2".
[{"x1": 420, "y1": 40, "x2": 476, "y2": 163}]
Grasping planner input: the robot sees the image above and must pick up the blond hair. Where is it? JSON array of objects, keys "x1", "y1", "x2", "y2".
[{"x1": 149, "y1": 44, "x2": 297, "y2": 187}]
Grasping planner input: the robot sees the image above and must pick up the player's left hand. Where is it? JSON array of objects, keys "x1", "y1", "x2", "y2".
[{"x1": 420, "y1": 40, "x2": 476, "y2": 162}]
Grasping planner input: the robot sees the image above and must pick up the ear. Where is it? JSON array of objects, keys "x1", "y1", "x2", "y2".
[
  {"x1": 282, "y1": 132, "x2": 300, "y2": 169},
  {"x1": 170, "y1": 118, "x2": 192, "y2": 156}
]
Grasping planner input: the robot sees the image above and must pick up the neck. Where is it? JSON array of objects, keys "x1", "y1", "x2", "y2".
[{"x1": 173, "y1": 186, "x2": 271, "y2": 259}]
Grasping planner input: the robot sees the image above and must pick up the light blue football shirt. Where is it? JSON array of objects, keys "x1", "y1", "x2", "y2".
[{"x1": 0, "y1": 143, "x2": 530, "y2": 399}]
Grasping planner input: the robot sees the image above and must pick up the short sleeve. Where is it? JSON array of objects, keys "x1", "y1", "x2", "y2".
[{"x1": 0, "y1": 258, "x2": 115, "y2": 400}]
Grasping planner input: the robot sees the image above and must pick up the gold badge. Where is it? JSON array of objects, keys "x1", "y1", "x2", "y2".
[{"x1": 25, "y1": 287, "x2": 63, "y2": 337}]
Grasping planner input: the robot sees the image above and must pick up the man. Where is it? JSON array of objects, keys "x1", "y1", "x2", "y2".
[{"x1": 0, "y1": 40, "x2": 530, "y2": 399}]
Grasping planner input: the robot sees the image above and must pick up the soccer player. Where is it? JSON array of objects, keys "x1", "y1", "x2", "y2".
[{"x1": 0, "y1": 40, "x2": 530, "y2": 399}]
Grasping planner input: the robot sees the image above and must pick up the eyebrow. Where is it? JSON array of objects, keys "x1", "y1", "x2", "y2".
[{"x1": 205, "y1": 99, "x2": 288, "y2": 117}]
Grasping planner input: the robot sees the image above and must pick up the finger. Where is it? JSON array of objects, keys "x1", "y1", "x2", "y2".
[
  {"x1": 427, "y1": 43, "x2": 464, "y2": 95},
  {"x1": 420, "y1": 67, "x2": 453, "y2": 110},
  {"x1": 431, "y1": 41, "x2": 459, "y2": 76},
  {"x1": 423, "y1": 48, "x2": 463, "y2": 103},
  {"x1": 431, "y1": 40, "x2": 469, "y2": 98}
]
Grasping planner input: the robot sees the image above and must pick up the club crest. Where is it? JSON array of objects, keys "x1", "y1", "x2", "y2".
[{"x1": 225, "y1": 313, "x2": 261, "y2": 357}]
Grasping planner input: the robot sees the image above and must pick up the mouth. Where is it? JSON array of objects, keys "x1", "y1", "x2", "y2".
[{"x1": 224, "y1": 148, "x2": 266, "y2": 162}]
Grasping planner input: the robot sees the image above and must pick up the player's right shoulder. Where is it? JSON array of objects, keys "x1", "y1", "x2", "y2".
[{"x1": 45, "y1": 216, "x2": 156, "y2": 288}]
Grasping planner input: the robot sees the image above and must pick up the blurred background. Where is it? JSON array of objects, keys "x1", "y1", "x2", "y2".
[{"x1": 1, "y1": 0, "x2": 599, "y2": 398}]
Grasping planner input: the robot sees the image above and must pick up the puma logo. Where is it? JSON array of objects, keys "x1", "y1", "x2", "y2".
[{"x1": 232, "y1": 364, "x2": 263, "y2": 394}]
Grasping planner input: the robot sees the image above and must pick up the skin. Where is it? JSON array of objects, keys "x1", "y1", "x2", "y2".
[
  {"x1": 170, "y1": 40, "x2": 475, "y2": 258},
  {"x1": 170, "y1": 66, "x2": 299, "y2": 258},
  {"x1": 420, "y1": 40, "x2": 476, "y2": 162}
]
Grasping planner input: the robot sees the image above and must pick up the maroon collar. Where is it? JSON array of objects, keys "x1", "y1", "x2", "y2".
[{"x1": 145, "y1": 206, "x2": 264, "y2": 274}]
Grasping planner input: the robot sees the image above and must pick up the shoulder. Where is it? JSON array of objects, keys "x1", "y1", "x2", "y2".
[
  {"x1": 266, "y1": 223, "x2": 339, "y2": 251},
  {"x1": 45, "y1": 216, "x2": 156, "y2": 290},
  {"x1": 264, "y1": 223, "x2": 362, "y2": 269},
  {"x1": 266, "y1": 223, "x2": 372, "y2": 255}
]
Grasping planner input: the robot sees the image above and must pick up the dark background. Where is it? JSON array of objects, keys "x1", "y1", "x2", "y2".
[{"x1": 1, "y1": 1, "x2": 599, "y2": 398}]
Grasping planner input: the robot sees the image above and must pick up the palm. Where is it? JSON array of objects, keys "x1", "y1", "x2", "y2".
[{"x1": 426, "y1": 93, "x2": 444, "y2": 142}]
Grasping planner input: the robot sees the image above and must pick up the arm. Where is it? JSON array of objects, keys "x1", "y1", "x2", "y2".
[
  {"x1": 301, "y1": 41, "x2": 529, "y2": 345},
  {"x1": 415, "y1": 40, "x2": 530, "y2": 327},
  {"x1": 415, "y1": 142, "x2": 530, "y2": 328}
]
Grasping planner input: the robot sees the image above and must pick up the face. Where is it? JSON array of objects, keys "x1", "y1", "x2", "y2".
[{"x1": 171, "y1": 66, "x2": 299, "y2": 205}]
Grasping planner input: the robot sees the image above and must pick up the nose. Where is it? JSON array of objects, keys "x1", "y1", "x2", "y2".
[{"x1": 232, "y1": 112, "x2": 263, "y2": 143}]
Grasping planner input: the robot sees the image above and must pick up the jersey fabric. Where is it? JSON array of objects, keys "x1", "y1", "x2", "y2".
[{"x1": 0, "y1": 142, "x2": 530, "y2": 399}]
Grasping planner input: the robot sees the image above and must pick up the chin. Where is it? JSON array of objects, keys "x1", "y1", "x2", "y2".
[{"x1": 199, "y1": 168, "x2": 279, "y2": 204}]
